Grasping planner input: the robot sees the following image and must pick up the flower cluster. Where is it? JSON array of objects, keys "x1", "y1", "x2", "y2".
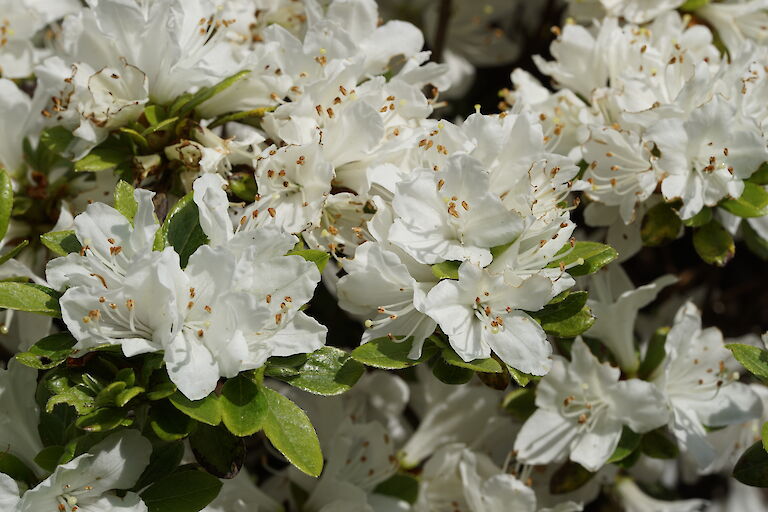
[{"x1": 0, "y1": 0, "x2": 766, "y2": 511}]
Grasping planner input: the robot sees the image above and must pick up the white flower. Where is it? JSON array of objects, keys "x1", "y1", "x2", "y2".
[
  {"x1": 651, "y1": 302, "x2": 762, "y2": 469},
  {"x1": 614, "y1": 477, "x2": 707, "y2": 512},
  {"x1": 389, "y1": 154, "x2": 523, "y2": 266},
  {"x1": 514, "y1": 338, "x2": 669, "y2": 471},
  {"x1": 422, "y1": 262, "x2": 553, "y2": 375},
  {"x1": 14, "y1": 430, "x2": 151, "y2": 512},
  {"x1": 202, "y1": 470, "x2": 281, "y2": 512},
  {"x1": 337, "y1": 242, "x2": 436, "y2": 357},
  {"x1": 0, "y1": 79, "x2": 34, "y2": 176},
  {"x1": 586, "y1": 265, "x2": 677, "y2": 374},
  {"x1": 0, "y1": 360, "x2": 44, "y2": 472},
  {"x1": 648, "y1": 97, "x2": 768, "y2": 219},
  {"x1": 698, "y1": 0, "x2": 768, "y2": 54}
]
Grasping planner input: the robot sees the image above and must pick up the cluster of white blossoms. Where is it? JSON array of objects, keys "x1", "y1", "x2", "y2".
[{"x1": 0, "y1": 0, "x2": 767, "y2": 511}]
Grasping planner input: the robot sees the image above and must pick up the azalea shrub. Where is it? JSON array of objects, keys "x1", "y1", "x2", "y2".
[{"x1": 1, "y1": 0, "x2": 768, "y2": 511}]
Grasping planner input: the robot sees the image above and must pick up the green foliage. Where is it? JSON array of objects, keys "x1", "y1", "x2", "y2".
[
  {"x1": 439, "y1": 345, "x2": 504, "y2": 373},
  {"x1": 0, "y1": 452, "x2": 37, "y2": 486},
  {"x1": 140, "y1": 469, "x2": 223, "y2": 512},
  {"x1": 733, "y1": 440, "x2": 768, "y2": 487},
  {"x1": 220, "y1": 376, "x2": 267, "y2": 437},
  {"x1": 169, "y1": 391, "x2": 222, "y2": 426},
  {"x1": 189, "y1": 424, "x2": 245, "y2": 479},
  {"x1": 531, "y1": 291, "x2": 595, "y2": 338},
  {"x1": 75, "y1": 147, "x2": 131, "y2": 172},
  {"x1": 431, "y1": 260, "x2": 460, "y2": 280},
  {"x1": 261, "y1": 386, "x2": 324, "y2": 477},
  {"x1": 637, "y1": 328, "x2": 668, "y2": 380},
  {"x1": 502, "y1": 388, "x2": 537, "y2": 421},
  {"x1": 0, "y1": 239, "x2": 29, "y2": 267},
  {"x1": 374, "y1": 473, "x2": 420, "y2": 504},
  {"x1": 641, "y1": 429, "x2": 679, "y2": 459},
  {"x1": 743, "y1": 221, "x2": 768, "y2": 260},
  {"x1": 431, "y1": 356, "x2": 474, "y2": 385},
  {"x1": 607, "y1": 427, "x2": 641, "y2": 464},
  {"x1": 725, "y1": 343, "x2": 768, "y2": 383},
  {"x1": 229, "y1": 172, "x2": 258, "y2": 202},
  {"x1": 40, "y1": 230, "x2": 82, "y2": 256},
  {"x1": 720, "y1": 182, "x2": 768, "y2": 218},
  {"x1": 172, "y1": 70, "x2": 251, "y2": 117},
  {"x1": 351, "y1": 336, "x2": 439, "y2": 369},
  {"x1": 276, "y1": 346, "x2": 365, "y2": 396},
  {"x1": 693, "y1": 220, "x2": 735, "y2": 266},
  {"x1": 15, "y1": 333, "x2": 77, "y2": 370},
  {"x1": 287, "y1": 249, "x2": 331, "y2": 273},
  {"x1": 547, "y1": 241, "x2": 618, "y2": 276},
  {"x1": 135, "y1": 441, "x2": 185, "y2": 491},
  {"x1": 0, "y1": 282, "x2": 62, "y2": 317},
  {"x1": 642, "y1": 202, "x2": 683, "y2": 246},
  {"x1": 0, "y1": 168, "x2": 13, "y2": 240},
  {"x1": 153, "y1": 193, "x2": 208, "y2": 267},
  {"x1": 549, "y1": 460, "x2": 595, "y2": 494},
  {"x1": 75, "y1": 407, "x2": 130, "y2": 432},
  {"x1": 114, "y1": 180, "x2": 138, "y2": 222}
]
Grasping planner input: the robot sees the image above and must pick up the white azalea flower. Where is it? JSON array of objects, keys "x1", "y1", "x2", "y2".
[
  {"x1": 651, "y1": 302, "x2": 762, "y2": 469},
  {"x1": 698, "y1": 0, "x2": 768, "y2": 54},
  {"x1": 422, "y1": 262, "x2": 553, "y2": 374},
  {"x1": 12, "y1": 430, "x2": 151, "y2": 512},
  {"x1": 586, "y1": 265, "x2": 677, "y2": 374},
  {"x1": 337, "y1": 242, "x2": 436, "y2": 358},
  {"x1": 0, "y1": 79, "x2": 34, "y2": 176},
  {"x1": 614, "y1": 477, "x2": 707, "y2": 512},
  {"x1": 0, "y1": 360, "x2": 44, "y2": 472},
  {"x1": 389, "y1": 154, "x2": 523, "y2": 266},
  {"x1": 514, "y1": 338, "x2": 669, "y2": 472},
  {"x1": 202, "y1": 470, "x2": 281, "y2": 512}
]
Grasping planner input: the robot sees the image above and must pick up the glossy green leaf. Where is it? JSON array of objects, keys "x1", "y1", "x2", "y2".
[
  {"x1": 141, "y1": 469, "x2": 222, "y2": 512},
  {"x1": 0, "y1": 452, "x2": 37, "y2": 485},
  {"x1": 540, "y1": 306, "x2": 595, "y2": 338},
  {"x1": 549, "y1": 460, "x2": 595, "y2": 494},
  {"x1": 502, "y1": 388, "x2": 536, "y2": 421},
  {"x1": 34, "y1": 445, "x2": 65, "y2": 473},
  {"x1": 693, "y1": 221, "x2": 735, "y2": 267},
  {"x1": 75, "y1": 407, "x2": 128, "y2": 432},
  {"x1": 115, "y1": 386, "x2": 145, "y2": 408},
  {"x1": 169, "y1": 391, "x2": 221, "y2": 426},
  {"x1": 641, "y1": 202, "x2": 682, "y2": 246},
  {"x1": 220, "y1": 376, "x2": 267, "y2": 437},
  {"x1": 95, "y1": 382, "x2": 127, "y2": 408},
  {"x1": 15, "y1": 333, "x2": 76, "y2": 370},
  {"x1": 228, "y1": 172, "x2": 257, "y2": 202},
  {"x1": 41, "y1": 230, "x2": 82, "y2": 256},
  {"x1": 0, "y1": 239, "x2": 29, "y2": 267},
  {"x1": 0, "y1": 282, "x2": 61, "y2": 317},
  {"x1": 431, "y1": 261, "x2": 460, "y2": 280},
  {"x1": 682, "y1": 207, "x2": 712, "y2": 228},
  {"x1": 374, "y1": 473, "x2": 420, "y2": 504},
  {"x1": 114, "y1": 180, "x2": 138, "y2": 222},
  {"x1": 725, "y1": 343, "x2": 768, "y2": 383},
  {"x1": 637, "y1": 327, "x2": 668, "y2": 380},
  {"x1": 547, "y1": 241, "x2": 618, "y2": 276},
  {"x1": 351, "y1": 337, "x2": 438, "y2": 369},
  {"x1": 287, "y1": 249, "x2": 330, "y2": 273},
  {"x1": 153, "y1": 193, "x2": 207, "y2": 267},
  {"x1": 262, "y1": 386, "x2": 323, "y2": 477},
  {"x1": 762, "y1": 422, "x2": 768, "y2": 452},
  {"x1": 0, "y1": 168, "x2": 13, "y2": 240},
  {"x1": 150, "y1": 401, "x2": 195, "y2": 441},
  {"x1": 134, "y1": 441, "x2": 185, "y2": 491},
  {"x1": 431, "y1": 357, "x2": 474, "y2": 385},
  {"x1": 529, "y1": 291, "x2": 588, "y2": 324},
  {"x1": 280, "y1": 347, "x2": 364, "y2": 396},
  {"x1": 750, "y1": 162, "x2": 768, "y2": 185},
  {"x1": 189, "y1": 424, "x2": 245, "y2": 479},
  {"x1": 680, "y1": 0, "x2": 710, "y2": 11},
  {"x1": 734, "y1": 440, "x2": 768, "y2": 487},
  {"x1": 440, "y1": 346, "x2": 503, "y2": 373},
  {"x1": 75, "y1": 147, "x2": 129, "y2": 172},
  {"x1": 175, "y1": 70, "x2": 251, "y2": 117},
  {"x1": 607, "y1": 427, "x2": 641, "y2": 464},
  {"x1": 641, "y1": 429, "x2": 679, "y2": 459},
  {"x1": 720, "y1": 182, "x2": 768, "y2": 218},
  {"x1": 507, "y1": 366, "x2": 533, "y2": 387}
]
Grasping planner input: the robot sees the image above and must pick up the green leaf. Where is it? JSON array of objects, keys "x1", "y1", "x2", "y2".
[
  {"x1": 725, "y1": 343, "x2": 768, "y2": 383},
  {"x1": 208, "y1": 107, "x2": 274, "y2": 129},
  {"x1": 431, "y1": 261, "x2": 461, "y2": 280},
  {"x1": 721, "y1": 182, "x2": 768, "y2": 218},
  {"x1": 0, "y1": 239, "x2": 29, "y2": 267},
  {"x1": 75, "y1": 407, "x2": 128, "y2": 432},
  {"x1": 750, "y1": 162, "x2": 768, "y2": 185},
  {"x1": 15, "y1": 333, "x2": 76, "y2": 370},
  {"x1": 0, "y1": 452, "x2": 37, "y2": 486},
  {"x1": 169, "y1": 391, "x2": 221, "y2": 426},
  {"x1": 549, "y1": 460, "x2": 595, "y2": 494},
  {"x1": 150, "y1": 401, "x2": 195, "y2": 441},
  {"x1": 641, "y1": 429, "x2": 679, "y2": 459},
  {"x1": 762, "y1": 422, "x2": 768, "y2": 452},
  {"x1": 34, "y1": 445, "x2": 65, "y2": 473},
  {"x1": 39, "y1": 126, "x2": 74, "y2": 155},
  {"x1": 529, "y1": 291, "x2": 588, "y2": 323},
  {"x1": 75, "y1": 147, "x2": 129, "y2": 172},
  {"x1": 262, "y1": 386, "x2": 323, "y2": 477},
  {"x1": 175, "y1": 70, "x2": 251, "y2": 117},
  {"x1": 607, "y1": 427, "x2": 641, "y2": 464},
  {"x1": 146, "y1": 382, "x2": 177, "y2": 401},
  {"x1": 734, "y1": 440, "x2": 768, "y2": 487},
  {"x1": 142, "y1": 116, "x2": 179, "y2": 136},
  {"x1": 0, "y1": 168, "x2": 13, "y2": 240},
  {"x1": 540, "y1": 305, "x2": 595, "y2": 338},
  {"x1": 637, "y1": 327, "x2": 668, "y2": 380},
  {"x1": 141, "y1": 469, "x2": 222, "y2": 512},
  {"x1": 153, "y1": 193, "x2": 207, "y2": 267},
  {"x1": 220, "y1": 376, "x2": 267, "y2": 437},
  {"x1": 502, "y1": 388, "x2": 536, "y2": 421},
  {"x1": 743, "y1": 221, "x2": 768, "y2": 260},
  {"x1": 280, "y1": 347, "x2": 364, "y2": 396},
  {"x1": 0, "y1": 282, "x2": 62, "y2": 317},
  {"x1": 46, "y1": 385, "x2": 95, "y2": 415},
  {"x1": 374, "y1": 473, "x2": 420, "y2": 504},
  {"x1": 189, "y1": 424, "x2": 245, "y2": 479},
  {"x1": 41, "y1": 230, "x2": 82, "y2": 256},
  {"x1": 547, "y1": 241, "x2": 618, "y2": 276},
  {"x1": 507, "y1": 366, "x2": 533, "y2": 387},
  {"x1": 431, "y1": 356, "x2": 474, "y2": 385},
  {"x1": 680, "y1": 0, "x2": 710, "y2": 11},
  {"x1": 287, "y1": 249, "x2": 330, "y2": 273},
  {"x1": 115, "y1": 386, "x2": 145, "y2": 407},
  {"x1": 134, "y1": 441, "x2": 185, "y2": 491},
  {"x1": 641, "y1": 202, "x2": 682, "y2": 246},
  {"x1": 143, "y1": 105, "x2": 166, "y2": 126},
  {"x1": 477, "y1": 369, "x2": 510, "y2": 390},
  {"x1": 95, "y1": 381, "x2": 127, "y2": 408},
  {"x1": 693, "y1": 221, "x2": 735, "y2": 266},
  {"x1": 351, "y1": 337, "x2": 439, "y2": 369},
  {"x1": 114, "y1": 180, "x2": 138, "y2": 222},
  {"x1": 228, "y1": 172, "x2": 257, "y2": 202},
  {"x1": 118, "y1": 127, "x2": 149, "y2": 150},
  {"x1": 440, "y1": 346, "x2": 503, "y2": 373},
  {"x1": 682, "y1": 207, "x2": 712, "y2": 228}
]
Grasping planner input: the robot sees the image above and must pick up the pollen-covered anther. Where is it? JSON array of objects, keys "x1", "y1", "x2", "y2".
[
  {"x1": 268, "y1": 207, "x2": 276, "y2": 217},
  {"x1": 126, "y1": 299, "x2": 135, "y2": 310},
  {"x1": 275, "y1": 313, "x2": 282, "y2": 324},
  {"x1": 447, "y1": 202, "x2": 460, "y2": 218}
]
